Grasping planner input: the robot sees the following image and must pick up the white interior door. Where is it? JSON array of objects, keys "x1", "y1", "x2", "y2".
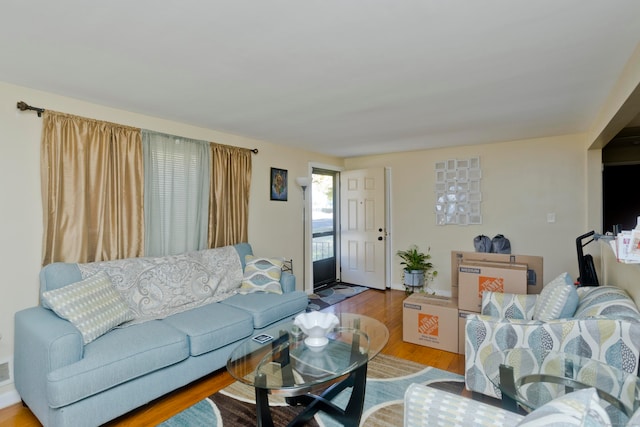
[{"x1": 339, "y1": 167, "x2": 386, "y2": 289}]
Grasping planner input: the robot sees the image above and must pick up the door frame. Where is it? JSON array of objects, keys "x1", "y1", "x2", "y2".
[
  {"x1": 311, "y1": 167, "x2": 339, "y2": 290},
  {"x1": 307, "y1": 162, "x2": 342, "y2": 292},
  {"x1": 384, "y1": 167, "x2": 392, "y2": 289},
  {"x1": 304, "y1": 162, "x2": 392, "y2": 292}
]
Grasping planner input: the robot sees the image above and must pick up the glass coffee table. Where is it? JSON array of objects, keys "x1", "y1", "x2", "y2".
[
  {"x1": 485, "y1": 348, "x2": 640, "y2": 423},
  {"x1": 227, "y1": 313, "x2": 389, "y2": 427}
]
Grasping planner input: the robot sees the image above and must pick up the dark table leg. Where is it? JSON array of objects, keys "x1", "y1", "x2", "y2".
[
  {"x1": 287, "y1": 360, "x2": 368, "y2": 427},
  {"x1": 255, "y1": 330, "x2": 292, "y2": 426},
  {"x1": 499, "y1": 364, "x2": 518, "y2": 413},
  {"x1": 255, "y1": 326, "x2": 369, "y2": 427},
  {"x1": 273, "y1": 330, "x2": 294, "y2": 386},
  {"x1": 564, "y1": 359, "x2": 574, "y2": 395},
  {"x1": 255, "y1": 372, "x2": 274, "y2": 427}
]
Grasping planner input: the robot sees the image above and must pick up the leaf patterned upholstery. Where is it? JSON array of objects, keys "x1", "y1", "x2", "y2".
[
  {"x1": 465, "y1": 286, "x2": 640, "y2": 399},
  {"x1": 481, "y1": 291, "x2": 538, "y2": 319}
]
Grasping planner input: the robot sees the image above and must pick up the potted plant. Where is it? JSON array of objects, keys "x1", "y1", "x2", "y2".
[{"x1": 397, "y1": 245, "x2": 437, "y2": 291}]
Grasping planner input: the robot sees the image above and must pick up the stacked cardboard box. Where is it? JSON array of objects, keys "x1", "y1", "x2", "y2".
[
  {"x1": 457, "y1": 261, "x2": 528, "y2": 312},
  {"x1": 450, "y1": 251, "x2": 544, "y2": 298},
  {"x1": 403, "y1": 294, "x2": 459, "y2": 353},
  {"x1": 452, "y1": 251, "x2": 543, "y2": 354},
  {"x1": 403, "y1": 251, "x2": 543, "y2": 355}
]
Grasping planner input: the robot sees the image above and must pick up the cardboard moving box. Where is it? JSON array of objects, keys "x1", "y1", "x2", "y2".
[
  {"x1": 403, "y1": 294, "x2": 458, "y2": 353},
  {"x1": 458, "y1": 262, "x2": 527, "y2": 312},
  {"x1": 450, "y1": 251, "x2": 544, "y2": 297}
]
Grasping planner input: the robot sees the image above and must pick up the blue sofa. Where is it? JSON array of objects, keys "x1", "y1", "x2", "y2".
[{"x1": 14, "y1": 243, "x2": 308, "y2": 427}]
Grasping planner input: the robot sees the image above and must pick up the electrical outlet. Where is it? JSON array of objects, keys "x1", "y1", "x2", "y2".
[{"x1": 547, "y1": 213, "x2": 556, "y2": 223}]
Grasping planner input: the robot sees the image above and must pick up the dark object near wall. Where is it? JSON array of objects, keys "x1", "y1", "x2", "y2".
[
  {"x1": 474, "y1": 234, "x2": 511, "y2": 254},
  {"x1": 491, "y1": 234, "x2": 511, "y2": 254},
  {"x1": 576, "y1": 230, "x2": 599, "y2": 286},
  {"x1": 474, "y1": 235, "x2": 492, "y2": 253}
]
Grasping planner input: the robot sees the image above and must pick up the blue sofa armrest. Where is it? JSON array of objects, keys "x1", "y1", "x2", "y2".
[
  {"x1": 14, "y1": 307, "x2": 84, "y2": 412},
  {"x1": 233, "y1": 243, "x2": 297, "y2": 292},
  {"x1": 281, "y1": 271, "x2": 296, "y2": 293}
]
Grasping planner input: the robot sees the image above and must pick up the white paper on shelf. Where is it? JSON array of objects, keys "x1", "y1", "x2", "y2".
[
  {"x1": 627, "y1": 228, "x2": 640, "y2": 256},
  {"x1": 616, "y1": 231, "x2": 640, "y2": 263}
]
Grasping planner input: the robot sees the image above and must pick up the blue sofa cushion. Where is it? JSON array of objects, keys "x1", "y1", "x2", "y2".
[
  {"x1": 47, "y1": 320, "x2": 188, "y2": 408},
  {"x1": 161, "y1": 302, "x2": 253, "y2": 356},
  {"x1": 221, "y1": 291, "x2": 309, "y2": 329}
]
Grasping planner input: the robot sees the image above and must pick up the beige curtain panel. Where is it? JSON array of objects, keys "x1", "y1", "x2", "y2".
[
  {"x1": 41, "y1": 111, "x2": 144, "y2": 265},
  {"x1": 40, "y1": 112, "x2": 252, "y2": 265},
  {"x1": 208, "y1": 144, "x2": 252, "y2": 248}
]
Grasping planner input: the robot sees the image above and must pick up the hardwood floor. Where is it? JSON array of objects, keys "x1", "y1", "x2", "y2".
[{"x1": 0, "y1": 289, "x2": 466, "y2": 426}]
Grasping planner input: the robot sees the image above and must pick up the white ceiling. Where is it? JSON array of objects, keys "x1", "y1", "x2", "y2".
[{"x1": 2, "y1": 1, "x2": 640, "y2": 158}]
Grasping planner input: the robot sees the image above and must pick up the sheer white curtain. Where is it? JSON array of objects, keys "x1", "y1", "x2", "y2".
[{"x1": 142, "y1": 130, "x2": 210, "y2": 256}]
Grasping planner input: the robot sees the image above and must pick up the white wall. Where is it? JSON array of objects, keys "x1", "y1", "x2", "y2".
[
  {"x1": 585, "y1": 43, "x2": 640, "y2": 276},
  {"x1": 345, "y1": 134, "x2": 589, "y2": 292},
  {"x1": 0, "y1": 81, "x2": 342, "y2": 401}
]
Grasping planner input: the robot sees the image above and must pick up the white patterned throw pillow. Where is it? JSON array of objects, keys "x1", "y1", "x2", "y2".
[
  {"x1": 533, "y1": 272, "x2": 579, "y2": 321},
  {"x1": 239, "y1": 256, "x2": 284, "y2": 294},
  {"x1": 515, "y1": 388, "x2": 610, "y2": 426},
  {"x1": 42, "y1": 271, "x2": 134, "y2": 344}
]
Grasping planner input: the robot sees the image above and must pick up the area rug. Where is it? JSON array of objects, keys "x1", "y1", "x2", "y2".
[
  {"x1": 307, "y1": 282, "x2": 370, "y2": 311},
  {"x1": 159, "y1": 353, "x2": 464, "y2": 426}
]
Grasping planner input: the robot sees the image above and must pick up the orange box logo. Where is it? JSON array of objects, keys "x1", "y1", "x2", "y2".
[
  {"x1": 417, "y1": 313, "x2": 439, "y2": 337},
  {"x1": 478, "y1": 276, "x2": 504, "y2": 298}
]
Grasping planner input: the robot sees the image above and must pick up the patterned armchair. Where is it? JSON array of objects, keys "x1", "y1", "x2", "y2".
[
  {"x1": 404, "y1": 383, "x2": 636, "y2": 427},
  {"x1": 465, "y1": 281, "x2": 640, "y2": 399}
]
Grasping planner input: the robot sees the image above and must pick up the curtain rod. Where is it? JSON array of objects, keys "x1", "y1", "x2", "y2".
[
  {"x1": 16, "y1": 100, "x2": 259, "y2": 154},
  {"x1": 17, "y1": 101, "x2": 45, "y2": 117}
]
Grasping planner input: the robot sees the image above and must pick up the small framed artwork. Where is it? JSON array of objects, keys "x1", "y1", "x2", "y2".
[{"x1": 270, "y1": 167, "x2": 288, "y2": 201}]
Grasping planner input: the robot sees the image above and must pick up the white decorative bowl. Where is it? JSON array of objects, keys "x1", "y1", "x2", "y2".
[{"x1": 294, "y1": 312, "x2": 340, "y2": 349}]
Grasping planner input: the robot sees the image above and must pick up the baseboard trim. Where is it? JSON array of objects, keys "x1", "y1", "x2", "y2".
[
  {"x1": 0, "y1": 388, "x2": 21, "y2": 409},
  {"x1": 390, "y1": 283, "x2": 452, "y2": 297}
]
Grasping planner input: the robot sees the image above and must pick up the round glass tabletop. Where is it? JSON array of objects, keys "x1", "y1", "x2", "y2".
[{"x1": 227, "y1": 312, "x2": 389, "y2": 397}]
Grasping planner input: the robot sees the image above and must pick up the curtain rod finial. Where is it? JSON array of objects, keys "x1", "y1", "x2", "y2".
[{"x1": 17, "y1": 101, "x2": 44, "y2": 117}]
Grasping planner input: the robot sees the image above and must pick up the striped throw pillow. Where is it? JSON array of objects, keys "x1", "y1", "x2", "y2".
[{"x1": 533, "y1": 272, "x2": 579, "y2": 321}]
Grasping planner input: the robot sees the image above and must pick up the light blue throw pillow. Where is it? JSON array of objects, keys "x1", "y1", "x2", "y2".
[{"x1": 533, "y1": 272, "x2": 579, "y2": 321}]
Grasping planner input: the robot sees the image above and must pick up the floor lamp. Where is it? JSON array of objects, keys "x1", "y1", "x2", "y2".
[{"x1": 296, "y1": 176, "x2": 311, "y2": 291}]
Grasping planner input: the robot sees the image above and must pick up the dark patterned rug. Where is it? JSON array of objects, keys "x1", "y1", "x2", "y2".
[
  {"x1": 307, "y1": 282, "x2": 370, "y2": 311},
  {"x1": 159, "y1": 353, "x2": 464, "y2": 427}
]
